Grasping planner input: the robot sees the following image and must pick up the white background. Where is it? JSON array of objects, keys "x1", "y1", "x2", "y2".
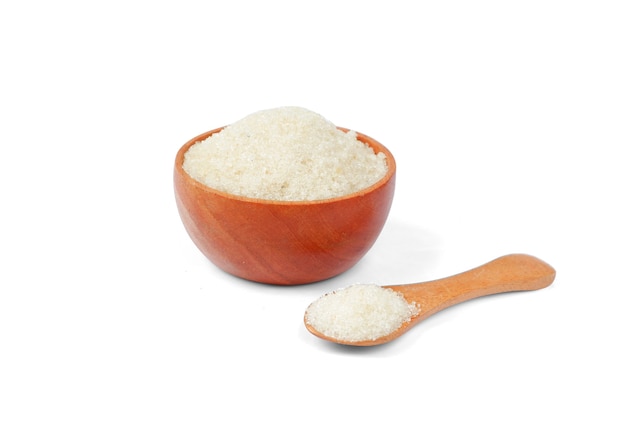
[{"x1": 1, "y1": 1, "x2": 625, "y2": 429}]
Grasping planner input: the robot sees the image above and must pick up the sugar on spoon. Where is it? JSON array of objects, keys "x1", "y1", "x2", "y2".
[{"x1": 304, "y1": 254, "x2": 556, "y2": 346}]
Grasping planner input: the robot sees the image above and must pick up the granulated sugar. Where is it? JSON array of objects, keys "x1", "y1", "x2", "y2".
[
  {"x1": 182, "y1": 107, "x2": 388, "y2": 201},
  {"x1": 305, "y1": 284, "x2": 420, "y2": 343}
]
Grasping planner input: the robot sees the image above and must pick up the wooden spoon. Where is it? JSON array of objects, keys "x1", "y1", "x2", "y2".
[{"x1": 304, "y1": 254, "x2": 556, "y2": 346}]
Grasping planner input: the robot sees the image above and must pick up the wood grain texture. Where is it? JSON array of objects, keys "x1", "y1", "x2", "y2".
[
  {"x1": 174, "y1": 127, "x2": 396, "y2": 285},
  {"x1": 305, "y1": 254, "x2": 556, "y2": 345}
]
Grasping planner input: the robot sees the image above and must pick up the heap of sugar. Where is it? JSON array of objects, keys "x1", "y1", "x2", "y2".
[
  {"x1": 305, "y1": 283, "x2": 420, "y2": 343},
  {"x1": 182, "y1": 106, "x2": 388, "y2": 201}
]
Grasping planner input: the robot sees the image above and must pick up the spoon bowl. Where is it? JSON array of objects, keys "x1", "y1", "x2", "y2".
[{"x1": 304, "y1": 254, "x2": 556, "y2": 346}]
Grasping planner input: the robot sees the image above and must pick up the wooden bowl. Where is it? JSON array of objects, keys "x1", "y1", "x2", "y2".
[{"x1": 173, "y1": 126, "x2": 396, "y2": 285}]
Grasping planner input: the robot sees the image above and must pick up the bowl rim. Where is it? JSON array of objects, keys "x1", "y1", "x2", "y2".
[{"x1": 174, "y1": 125, "x2": 396, "y2": 206}]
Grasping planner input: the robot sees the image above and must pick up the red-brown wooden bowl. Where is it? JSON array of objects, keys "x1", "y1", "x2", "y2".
[{"x1": 174, "y1": 126, "x2": 396, "y2": 285}]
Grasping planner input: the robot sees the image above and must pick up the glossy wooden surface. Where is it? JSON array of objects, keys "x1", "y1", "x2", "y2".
[
  {"x1": 305, "y1": 254, "x2": 556, "y2": 345},
  {"x1": 174, "y1": 127, "x2": 396, "y2": 285}
]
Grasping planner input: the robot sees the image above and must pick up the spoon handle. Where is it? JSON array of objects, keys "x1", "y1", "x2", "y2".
[{"x1": 390, "y1": 254, "x2": 556, "y2": 323}]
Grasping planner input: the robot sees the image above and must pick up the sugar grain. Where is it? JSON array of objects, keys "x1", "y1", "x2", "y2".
[
  {"x1": 305, "y1": 284, "x2": 420, "y2": 343},
  {"x1": 182, "y1": 107, "x2": 388, "y2": 201}
]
